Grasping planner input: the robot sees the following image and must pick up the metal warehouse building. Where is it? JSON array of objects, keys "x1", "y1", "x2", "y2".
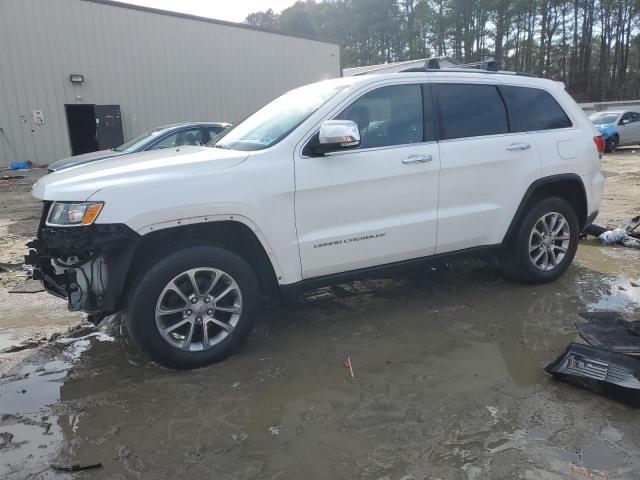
[{"x1": 0, "y1": 0, "x2": 341, "y2": 167}]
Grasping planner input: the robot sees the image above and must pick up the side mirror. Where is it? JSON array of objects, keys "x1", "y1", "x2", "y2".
[
  {"x1": 313, "y1": 120, "x2": 360, "y2": 155},
  {"x1": 620, "y1": 119, "x2": 629, "y2": 125}
]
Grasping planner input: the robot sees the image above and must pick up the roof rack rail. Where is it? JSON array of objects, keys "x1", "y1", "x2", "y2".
[
  {"x1": 398, "y1": 58, "x2": 537, "y2": 77},
  {"x1": 458, "y1": 59, "x2": 500, "y2": 71},
  {"x1": 426, "y1": 58, "x2": 441, "y2": 69}
]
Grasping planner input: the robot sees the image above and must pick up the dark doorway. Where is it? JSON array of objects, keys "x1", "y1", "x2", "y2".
[
  {"x1": 65, "y1": 104, "x2": 124, "y2": 156},
  {"x1": 65, "y1": 104, "x2": 97, "y2": 155}
]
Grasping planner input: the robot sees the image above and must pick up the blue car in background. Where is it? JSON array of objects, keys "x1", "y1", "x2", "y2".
[
  {"x1": 589, "y1": 110, "x2": 640, "y2": 153},
  {"x1": 48, "y1": 122, "x2": 231, "y2": 172}
]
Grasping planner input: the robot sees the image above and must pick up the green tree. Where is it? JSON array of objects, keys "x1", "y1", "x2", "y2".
[{"x1": 245, "y1": 0, "x2": 640, "y2": 101}]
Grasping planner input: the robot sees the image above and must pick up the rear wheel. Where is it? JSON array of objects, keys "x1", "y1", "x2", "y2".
[
  {"x1": 604, "y1": 135, "x2": 619, "y2": 153},
  {"x1": 124, "y1": 246, "x2": 260, "y2": 369},
  {"x1": 501, "y1": 197, "x2": 579, "y2": 284}
]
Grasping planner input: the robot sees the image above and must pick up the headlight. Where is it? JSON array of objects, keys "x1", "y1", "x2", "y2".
[{"x1": 46, "y1": 202, "x2": 104, "y2": 226}]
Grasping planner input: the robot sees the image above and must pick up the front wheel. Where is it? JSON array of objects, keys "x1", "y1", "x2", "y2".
[
  {"x1": 501, "y1": 197, "x2": 579, "y2": 284},
  {"x1": 124, "y1": 246, "x2": 260, "y2": 369}
]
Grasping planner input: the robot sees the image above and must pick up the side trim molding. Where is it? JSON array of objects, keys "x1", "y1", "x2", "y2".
[{"x1": 279, "y1": 244, "x2": 500, "y2": 298}]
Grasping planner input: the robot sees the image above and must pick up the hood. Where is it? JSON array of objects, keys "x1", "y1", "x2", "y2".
[
  {"x1": 47, "y1": 149, "x2": 125, "y2": 172},
  {"x1": 33, "y1": 146, "x2": 249, "y2": 201}
]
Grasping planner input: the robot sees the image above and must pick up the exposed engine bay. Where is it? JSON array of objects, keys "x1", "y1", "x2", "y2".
[{"x1": 25, "y1": 202, "x2": 140, "y2": 314}]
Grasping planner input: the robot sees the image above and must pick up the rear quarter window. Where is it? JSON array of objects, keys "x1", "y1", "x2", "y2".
[
  {"x1": 500, "y1": 86, "x2": 572, "y2": 132},
  {"x1": 435, "y1": 84, "x2": 509, "y2": 140}
]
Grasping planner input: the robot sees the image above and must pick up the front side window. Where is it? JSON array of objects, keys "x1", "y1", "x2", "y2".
[
  {"x1": 621, "y1": 112, "x2": 640, "y2": 124},
  {"x1": 621, "y1": 112, "x2": 633, "y2": 123},
  {"x1": 435, "y1": 84, "x2": 508, "y2": 140},
  {"x1": 501, "y1": 86, "x2": 572, "y2": 132},
  {"x1": 335, "y1": 84, "x2": 424, "y2": 149},
  {"x1": 113, "y1": 128, "x2": 165, "y2": 152},
  {"x1": 216, "y1": 79, "x2": 353, "y2": 151},
  {"x1": 206, "y1": 126, "x2": 231, "y2": 146},
  {"x1": 148, "y1": 128, "x2": 203, "y2": 150},
  {"x1": 208, "y1": 126, "x2": 224, "y2": 138}
]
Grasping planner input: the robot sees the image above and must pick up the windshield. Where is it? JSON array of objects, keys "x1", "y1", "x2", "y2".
[
  {"x1": 113, "y1": 128, "x2": 167, "y2": 152},
  {"x1": 216, "y1": 80, "x2": 353, "y2": 151},
  {"x1": 590, "y1": 113, "x2": 619, "y2": 125}
]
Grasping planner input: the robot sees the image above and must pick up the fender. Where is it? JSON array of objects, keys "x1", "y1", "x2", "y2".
[
  {"x1": 136, "y1": 214, "x2": 285, "y2": 284},
  {"x1": 502, "y1": 173, "x2": 588, "y2": 245}
]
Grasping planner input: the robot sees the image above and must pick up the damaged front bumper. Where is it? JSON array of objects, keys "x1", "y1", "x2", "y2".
[{"x1": 25, "y1": 203, "x2": 140, "y2": 314}]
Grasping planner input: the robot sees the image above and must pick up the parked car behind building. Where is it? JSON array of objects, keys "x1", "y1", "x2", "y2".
[
  {"x1": 48, "y1": 122, "x2": 231, "y2": 172},
  {"x1": 589, "y1": 110, "x2": 640, "y2": 152}
]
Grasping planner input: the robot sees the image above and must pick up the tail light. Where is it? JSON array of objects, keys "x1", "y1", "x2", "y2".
[{"x1": 594, "y1": 135, "x2": 605, "y2": 155}]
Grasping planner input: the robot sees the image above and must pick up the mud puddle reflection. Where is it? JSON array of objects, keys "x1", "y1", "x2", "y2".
[
  {"x1": 1, "y1": 323, "x2": 117, "y2": 478},
  {"x1": 1, "y1": 243, "x2": 640, "y2": 479}
]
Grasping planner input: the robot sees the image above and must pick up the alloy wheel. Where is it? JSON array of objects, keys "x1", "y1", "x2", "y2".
[
  {"x1": 154, "y1": 268, "x2": 242, "y2": 351},
  {"x1": 528, "y1": 212, "x2": 571, "y2": 271}
]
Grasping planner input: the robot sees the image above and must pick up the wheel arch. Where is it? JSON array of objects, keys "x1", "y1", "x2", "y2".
[
  {"x1": 502, "y1": 174, "x2": 588, "y2": 245},
  {"x1": 116, "y1": 220, "x2": 281, "y2": 311},
  {"x1": 606, "y1": 132, "x2": 619, "y2": 144}
]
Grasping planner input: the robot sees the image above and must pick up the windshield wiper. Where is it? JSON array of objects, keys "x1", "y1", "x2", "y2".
[{"x1": 213, "y1": 144, "x2": 231, "y2": 150}]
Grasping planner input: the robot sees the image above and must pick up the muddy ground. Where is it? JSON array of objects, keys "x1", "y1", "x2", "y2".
[{"x1": 0, "y1": 152, "x2": 639, "y2": 479}]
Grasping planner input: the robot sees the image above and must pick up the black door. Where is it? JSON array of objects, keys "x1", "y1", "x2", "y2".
[
  {"x1": 94, "y1": 105, "x2": 124, "y2": 150},
  {"x1": 65, "y1": 104, "x2": 98, "y2": 155}
]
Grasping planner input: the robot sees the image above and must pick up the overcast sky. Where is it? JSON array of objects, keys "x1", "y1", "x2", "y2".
[{"x1": 112, "y1": 0, "x2": 303, "y2": 23}]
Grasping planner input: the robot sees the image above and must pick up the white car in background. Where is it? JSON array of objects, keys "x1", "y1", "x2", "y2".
[{"x1": 589, "y1": 110, "x2": 640, "y2": 152}]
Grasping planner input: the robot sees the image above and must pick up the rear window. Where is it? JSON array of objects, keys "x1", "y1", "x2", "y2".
[
  {"x1": 500, "y1": 86, "x2": 572, "y2": 132},
  {"x1": 435, "y1": 84, "x2": 509, "y2": 140}
]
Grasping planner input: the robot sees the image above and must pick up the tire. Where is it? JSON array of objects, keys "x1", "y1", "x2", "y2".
[
  {"x1": 501, "y1": 196, "x2": 579, "y2": 284},
  {"x1": 604, "y1": 135, "x2": 619, "y2": 153},
  {"x1": 124, "y1": 246, "x2": 260, "y2": 369}
]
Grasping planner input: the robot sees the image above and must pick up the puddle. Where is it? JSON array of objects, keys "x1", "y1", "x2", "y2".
[
  {"x1": 0, "y1": 331, "x2": 15, "y2": 351},
  {"x1": 586, "y1": 276, "x2": 640, "y2": 312},
  {"x1": 581, "y1": 439, "x2": 624, "y2": 471},
  {"x1": 0, "y1": 361, "x2": 68, "y2": 415},
  {"x1": 0, "y1": 289, "x2": 81, "y2": 375},
  {"x1": 0, "y1": 244, "x2": 639, "y2": 479},
  {"x1": 576, "y1": 240, "x2": 640, "y2": 278},
  {"x1": 573, "y1": 242, "x2": 640, "y2": 313},
  {"x1": 0, "y1": 325, "x2": 119, "y2": 478},
  {"x1": 0, "y1": 420, "x2": 70, "y2": 480}
]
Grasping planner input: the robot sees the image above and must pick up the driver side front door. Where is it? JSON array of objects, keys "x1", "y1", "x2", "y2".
[{"x1": 293, "y1": 83, "x2": 440, "y2": 279}]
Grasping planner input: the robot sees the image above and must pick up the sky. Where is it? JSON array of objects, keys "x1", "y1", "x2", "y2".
[{"x1": 112, "y1": 0, "x2": 302, "y2": 23}]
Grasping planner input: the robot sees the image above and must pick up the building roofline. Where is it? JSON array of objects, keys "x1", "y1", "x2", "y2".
[{"x1": 81, "y1": 0, "x2": 341, "y2": 46}]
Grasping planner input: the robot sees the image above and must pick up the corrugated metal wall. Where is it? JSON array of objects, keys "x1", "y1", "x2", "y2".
[{"x1": 0, "y1": 0, "x2": 341, "y2": 167}]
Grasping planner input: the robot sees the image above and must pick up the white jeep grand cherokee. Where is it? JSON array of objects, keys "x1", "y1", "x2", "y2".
[{"x1": 29, "y1": 69, "x2": 605, "y2": 368}]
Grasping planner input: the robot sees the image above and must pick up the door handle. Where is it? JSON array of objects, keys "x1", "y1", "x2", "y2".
[
  {"x1": 402, "y1": 154, "x2": 432, "y2": 164},
  {"x1": 506, "y1": 143, "x2": 531, "y2": 151}
]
